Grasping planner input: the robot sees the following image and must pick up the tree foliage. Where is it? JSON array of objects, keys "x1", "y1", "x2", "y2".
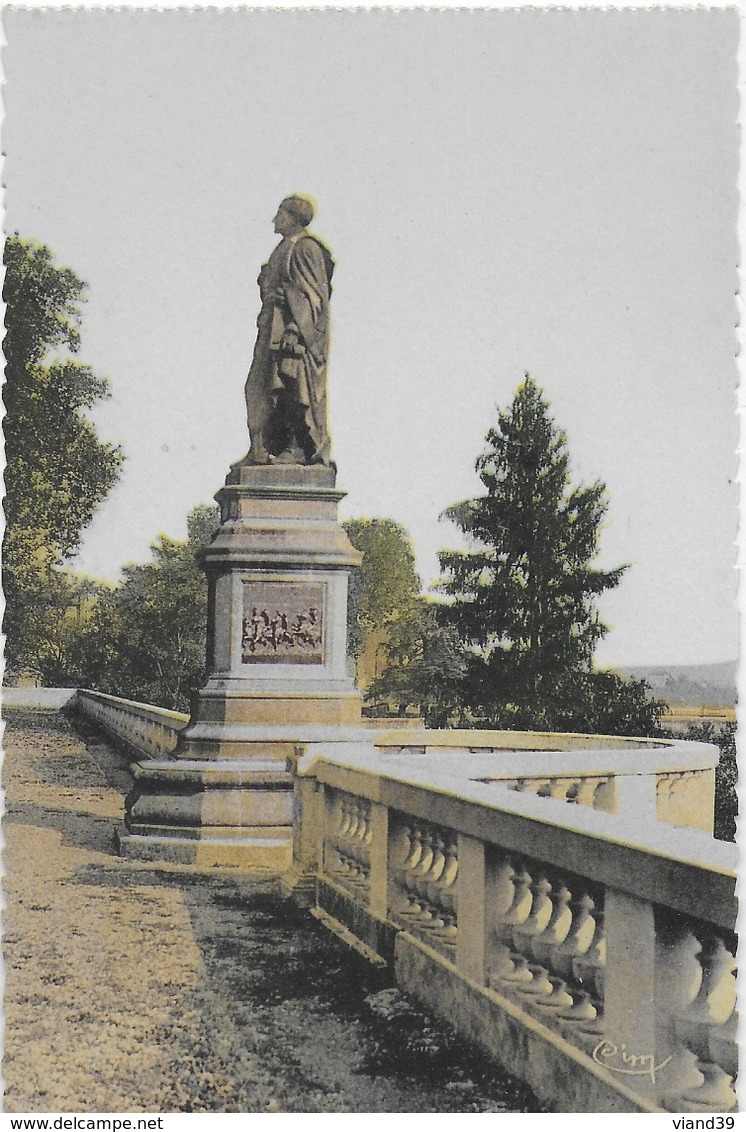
[
  {"x1": 367, "y1": 599, "x2": 469, "y2": 726},
  {"x1": 438, "y1": 376, "x2": 664, "y2": 733},
  {"x1": 77, "y1": 505, "x2": 220, "y2": 711},
  {"x1": 3, "y1": 236, "x2": 123, "y2": 675},
  {"x1": 342, "y1": 518, "x2": 470, "y2": 722},
  {"x1": 666, "y1": 720, "x2": 737, "y2": 843}
]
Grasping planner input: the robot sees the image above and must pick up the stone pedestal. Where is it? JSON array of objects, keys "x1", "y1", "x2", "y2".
[{"x1": 119, "y1": 462, "x2": 363, "y2": 869}]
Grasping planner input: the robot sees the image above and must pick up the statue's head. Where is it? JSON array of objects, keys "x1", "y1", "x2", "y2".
[{"x1": 274, "y1": 195, "x2": 314, "y2": 235}]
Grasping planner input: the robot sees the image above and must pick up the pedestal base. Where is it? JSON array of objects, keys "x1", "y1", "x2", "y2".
[
  {"x1": 116, "y1": 830, "x2": 292, "y2": 870},
  {"x1": 121, "y1": 754, "x2": 293, "y2": 866}
]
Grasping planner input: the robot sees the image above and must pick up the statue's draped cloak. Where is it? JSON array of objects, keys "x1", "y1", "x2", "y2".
[{"x1": 245, "y1": 231, "x2": 334, "y2": 465}]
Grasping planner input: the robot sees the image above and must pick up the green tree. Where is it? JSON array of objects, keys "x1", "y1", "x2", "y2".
[
  {"x1": 78, "y1": 505, "x2": 220, "y2": 711},
  {"x1": 343, "y1": 518, "x2": 470, "y2": 722},
  {"x1": 343, "y1": 518, "x2": 422, "y2": 660},
  {"x1": 23, "y1": 571, "x2": 109, "y2": 688},
  {"x1": 557, "y1": 669, "x2": 665, "y2": 738},
  {"x1": 367, "y1": 599, "x2": 469, "y2": 726},
  {"x1": 3, "y1": 236, "x2": 123, "y2": 677},
  {"x1": 438, "y1": 375, "x2": 663, "y2": 733},
  {"x1": 664, "y1": 720, "x2": 737, "y2": 843}
]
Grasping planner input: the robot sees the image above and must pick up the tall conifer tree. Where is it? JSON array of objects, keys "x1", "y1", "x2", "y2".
[{"x1": 438, "y1": 375, "x2": 657, "y2": 732}]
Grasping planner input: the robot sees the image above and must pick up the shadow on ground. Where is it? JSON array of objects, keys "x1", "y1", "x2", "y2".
[{"x1": 5, "y1": 707, "x2": 543, "y2": 1113}]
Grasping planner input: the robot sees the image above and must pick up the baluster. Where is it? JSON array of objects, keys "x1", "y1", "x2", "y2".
[
  {"x1": 336, "y1": 794, "x2": 352, "y2": 838},
  {"x1": 388, "y1": 822, "x2": 411, "y2": 869},
  {"x1": 523, "y1": 778, "x2": 552, "y2": 797},
  {"x1": 549, "y1": 892, "x2": 598, "y2": 982},
  {"x1": 566, "y1": 917, "x2": 605, "y2": 1047},
  {"x1": 401, "y1": 824, "x2": 423, "y2": 874},
  {"x1": 537, "y1": 778, "x2": 573, "y2": 801},
  {"x1": 572, "y1": 909, "x2": 605, "y2": 1001},
  {"x1": 530, "y1": 882, "x2": 573, "y2": 964},
  {"x1": 361, "y1": 806, "x2": 373, "y2": 849},
  {"x1": 327, "y1": 794, "x2": 364, "y2": 886},
  {"x1": 387, "y1": 822, "x2": 413, "y2": 918},
  {"x1": 701, "y1": 937, "x2": 738, "y2": 1081},
  {"x1": 566, "y1": 777, "x2": 606, "y2": 808},
  {"x1": 334, "y1": 847, "x2": 355, "y2": 878},
  {"x1": 431, "y1": 837, "x2": 459, "y2": 948},
  {"x1": 346, "y1": 798, "x2": 361, "y2": 841},
  {"x1": 510, "y1": 877, "x2": 560, "y2": 999},
  {"x1": 528, "y1": 882, "x2": 576, "y2": 1014},
  {"x1": 359, "y1": 803, "x2": 371, "y2": 886},
  {"x1": 423, "y1": 835, "x2": 456, "y2": 940},
  {"x1": 392, "y1": 823, "x2": 414, "y2": 879},
  {"x1": 488, "y1": 856, "x2": 518, "y2": 930},
  {"x1": 348, "y1": 801, "x2": 368, "y2": 882},
  {"x1": 334, "y1": 796, "x2": 372, "y2": 891},
  {"x1": 398, "y1": 826, "x2": 433, "y2": 919},
  {"x1": 512, "y1": 875, "x2": 552, "y2": 950},
  {"x1": 490, "y1": 865, "x2": 534, "y2": 987},
  {"x1": 496, "y1": 866, "x2": 534, "y2": 942},
  {"x1": 410, "y1": 828, "x2": 439, "y2": 926},
  {"x1": 660, "y1": 1049, "x2": 737, "y2": 1113},
  {"x1": 324, "y1": 794, "x2": 342, "y2": 874},
  {"x1": 420, "y1": 834, "x2": 447, "y2": 929},
  {"x1": 547, "y1": 892, "x2": 604, "y2": 1038},
  {"x1": 659, "y1": 926, "x2": 703, "y2": 1014},
  {"x1": 683, "y1": 936, "x2": 736, "y2": 1026},
  {"x1": 673, "y1": 933, "x2": 738, "y2": 1089}
]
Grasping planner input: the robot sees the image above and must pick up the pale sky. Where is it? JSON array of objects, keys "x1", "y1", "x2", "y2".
[{"x1": 3, "y1": 6, "x2": 739, "y2": 667}]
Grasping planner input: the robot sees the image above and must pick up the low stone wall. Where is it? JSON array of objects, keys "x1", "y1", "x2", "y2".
[
  {"x1": 290, "y1": 744, "x2": 736, "y2": 1114},
  {"x1": 73, "y1": 690, "x2": 189, "y2": 761}
]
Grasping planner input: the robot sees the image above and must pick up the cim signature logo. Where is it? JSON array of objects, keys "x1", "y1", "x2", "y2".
[{"x1": 592, "y1": 1039, "x2": 672, "y2": 1085}]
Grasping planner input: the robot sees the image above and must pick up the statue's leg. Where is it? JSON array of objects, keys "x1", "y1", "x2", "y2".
[
  {"x1": 271, "y1": 378, "x2": 309, "y2": 464},
  {"x1": 244, "y1": 331, "x2": 278, "y2": 463},
  {"x1": 245, "y1": 371, "x2": 272, "y2": 464},
  {"x1": 265, "y1": 387, "x2": 294, "y2": 461}
]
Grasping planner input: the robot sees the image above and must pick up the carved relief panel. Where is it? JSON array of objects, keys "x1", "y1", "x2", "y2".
[{"x1": 241, "y1": 579, "x2": 326, "y2": 665}]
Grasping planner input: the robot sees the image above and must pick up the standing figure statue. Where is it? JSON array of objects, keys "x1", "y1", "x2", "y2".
[{"x1": 244, "y1": 196, "x2": 334, "y2": 466}]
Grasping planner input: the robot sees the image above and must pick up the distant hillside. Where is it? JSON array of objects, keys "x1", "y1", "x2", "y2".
[{"x1": 618, "y1": 661, "x2": 737, "y2": 708}]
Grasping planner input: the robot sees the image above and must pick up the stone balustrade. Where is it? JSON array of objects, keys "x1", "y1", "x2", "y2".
[
  {"x1": 73, "y1": 690, "x2": 189, "y2": 761},
  {"x1": 37, "y1": 691, "x2": 735, "y2": 1109},
  {"x1": 290, "y1": 740, "x2": 736, "y2": 1114}
]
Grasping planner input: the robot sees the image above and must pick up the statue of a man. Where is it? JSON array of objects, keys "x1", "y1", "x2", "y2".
[{"x1": 244, "y1": 196, "x2": 334, "y2": 466}]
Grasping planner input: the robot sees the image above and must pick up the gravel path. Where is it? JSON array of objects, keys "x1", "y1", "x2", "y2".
[{"x1": 3, "y1": 708, "x2": 541, "y2": 1114}]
